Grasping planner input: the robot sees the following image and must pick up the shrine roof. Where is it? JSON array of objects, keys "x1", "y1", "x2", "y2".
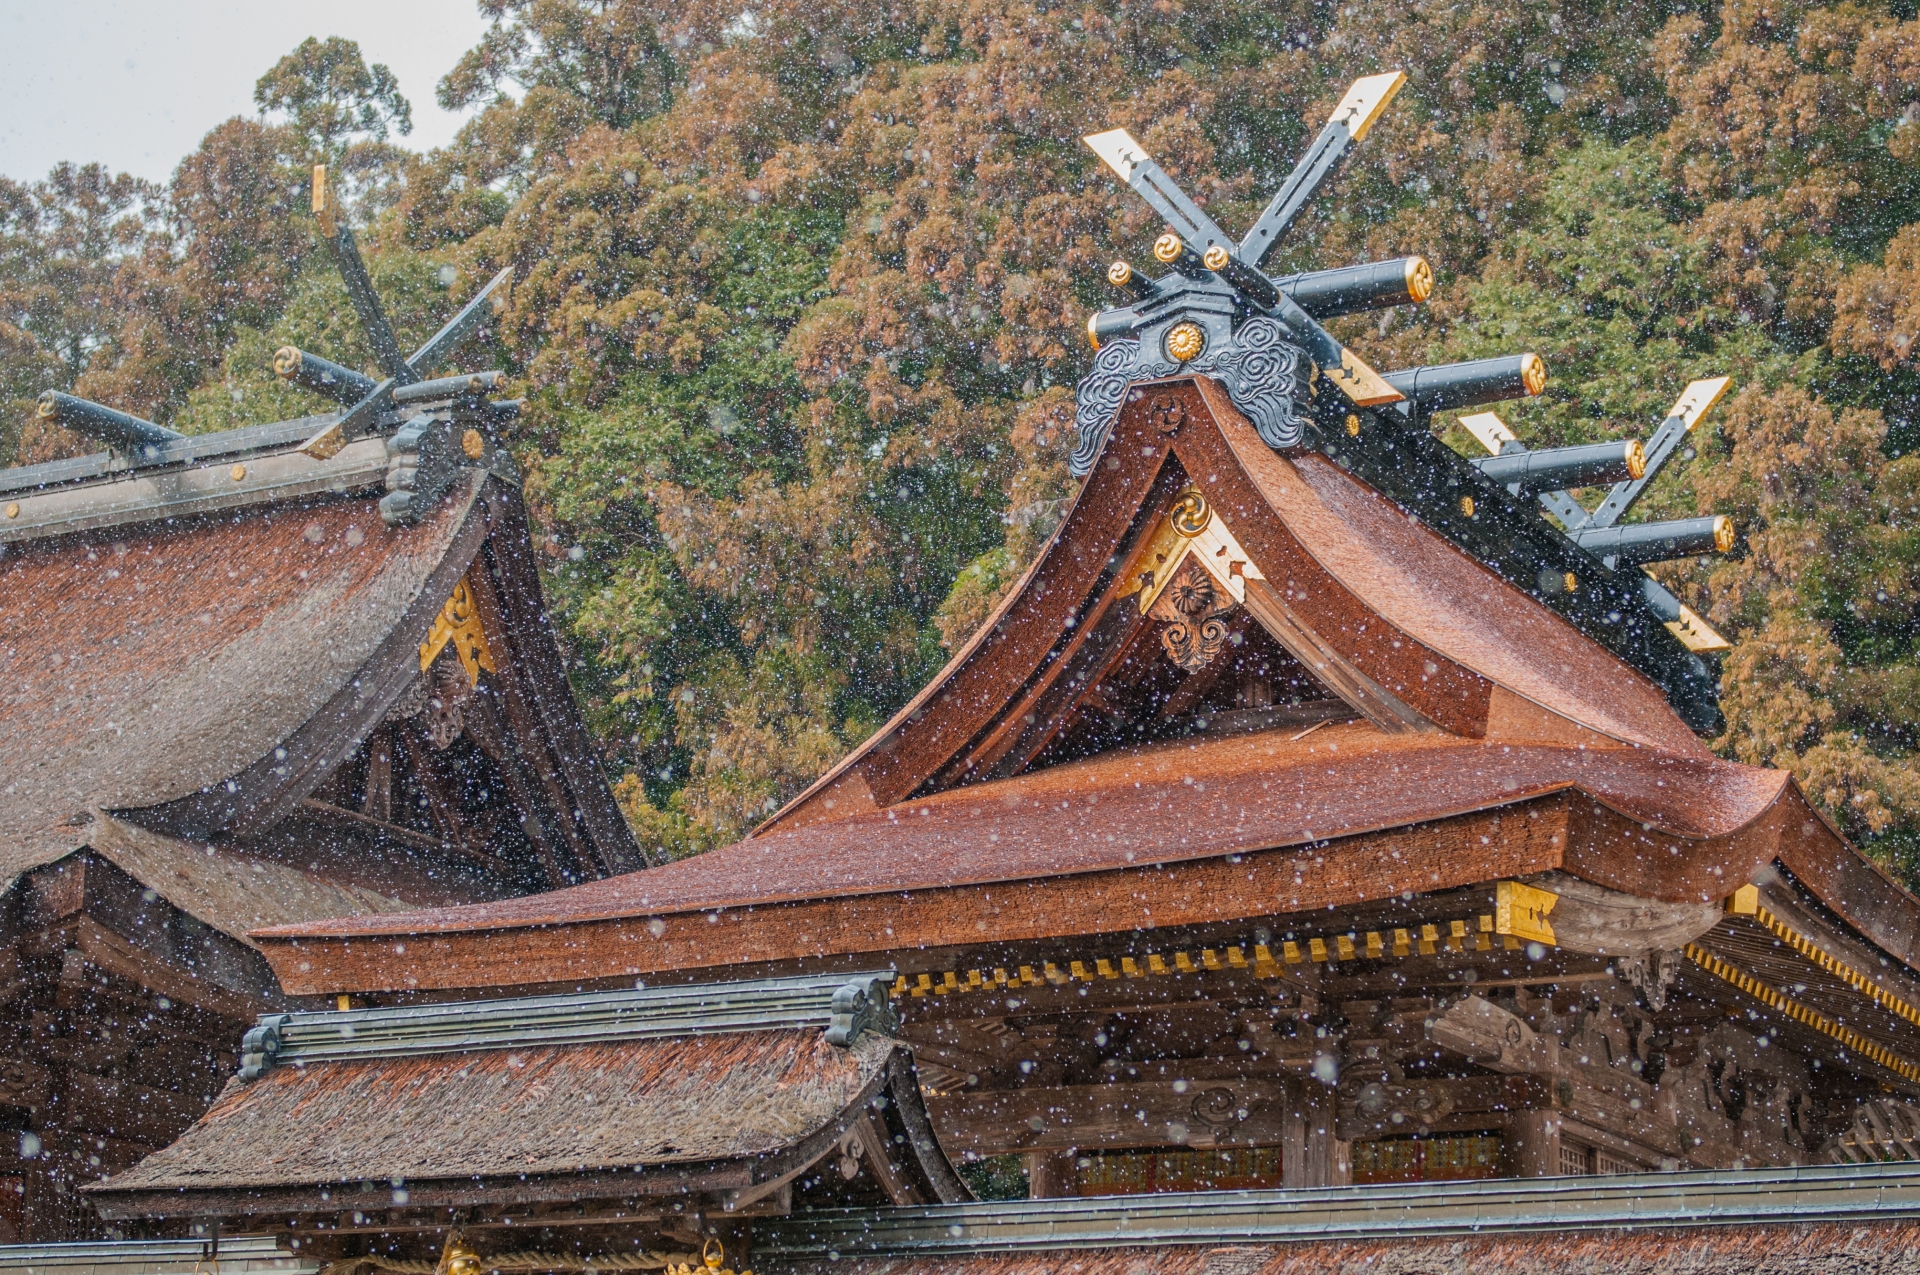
[
  {"x1": 247, "y1": 379, "x2": 1857, "y2": 995},
  {"x1": 0, "y1": 427, "x2": 644, "y2": 924},
  {"x1": 258, "y1": 723, "x2": 1783, "y2": 940},
  {"x1": 95, "y1": 1030, "x2": 887, "y2": 1199},
  {"x1": 754, "y1": 1167, "x2": 1920, "y2": 1271},
  {"x1": 90, "y1": 971, "x2": 967, "y2": 1220},
  {"x1": 0, "y1": 471, "x2": 490, "y2": 890}
]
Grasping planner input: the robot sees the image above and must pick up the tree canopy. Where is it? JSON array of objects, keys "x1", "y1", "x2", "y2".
[{"x1": 12, "y1": 0, "x2": 1920, "y2": 878}]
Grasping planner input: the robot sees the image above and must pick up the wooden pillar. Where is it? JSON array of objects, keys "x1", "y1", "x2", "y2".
[
  {"x1": 1282, "y1": 1080, "x2": 1350, "y2": 1187},
  {"x1": 1507, "y1": 1109, "x2": 1563, "y2": 1177},
  {"x1": 1025, "y1": 1149, "x2": 1079, "y2": 1198}
]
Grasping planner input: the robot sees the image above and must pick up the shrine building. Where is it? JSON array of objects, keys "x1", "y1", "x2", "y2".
[{"x1": 16, "y1": 71, "x2": 1920, "y2": 1275}]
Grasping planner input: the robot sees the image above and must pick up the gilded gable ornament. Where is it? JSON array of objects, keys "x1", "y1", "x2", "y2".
[
  {"x1": 1150, "y1": 556, "x2": 1234, "y2": 671},
  {"x1": 420, "y1": 571, "x2": 497, "y2": 686}
]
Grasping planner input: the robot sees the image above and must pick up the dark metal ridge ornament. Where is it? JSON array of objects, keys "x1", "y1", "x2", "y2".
[
  {"x1": 1070, "y1": 75, "x2": 1725, "y2": 734},
  {"x1": 1071, "y1": 73, "x2": 1412, "y2": 475},
  {"x1": 236, "y1": 970, "x2": 898, "y2": 1079},
  {"x1": 291, "y1": 165, "x2": 519, "y2": 527}
]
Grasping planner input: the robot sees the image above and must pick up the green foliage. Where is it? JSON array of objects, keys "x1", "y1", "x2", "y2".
[
  {"x1": 18, "y1": 0, "x2": 1920, "y2": 877},
  {"x1": 957, "y1": 1154, "x2": 1030, "y2": 1201},
  {"x1": 256, "y1": 36, "x2": 413, "y2": 157}
]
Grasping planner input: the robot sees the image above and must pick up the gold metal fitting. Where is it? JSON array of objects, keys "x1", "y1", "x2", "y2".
[
  {"x1": 1712, "y1": 515, "x2": 1736, "y2": 553},
  {"x1": 1203, "y1": 244, "x2": 1231, "y2": 272},
  {"x1": 230, "y1": 464, "x2": 247, "y2": 483},
  {"x1": 438, "y1": 1238, "x2": 482, "y2": 1275},
  {"x1": 665, "y1": 1239, "x2": 753, "y2": 1275},
  {"x1": 1170, "y1": 489, "x2": 1210, "y2": 536},
  {"x1": 1459, "y1": 495, "x2": 1476, "y2": 518},
  {"x1": 1405, "y1": 256, "x2": 1434, "y2": 304},
  {"x1": 4, "y1": 502, "x2": 18, "y2": 520},
  {"x1": 1153, "y1": 232, "x2": 1184, "y2": 264},
  {"x1": 461, "y1": 429, "x2": 486, "y2": 460},
  {"x1": 1165, "y1": 322, "x2": 1205, "y2": 362},
  {"x1": 1624, "y1": 439, "x2": 1647, "y2": 479},
  {"x1": 1108, "y1": 260, "x2": 1133, "y2": 287},
  {"x1": 1519, "y1": 353, "x2": 1547, "y2": 396},
  {"x1": 34, "y1": 393, "x2": 56, "y2": 420},
  {"x1": 1345, "y1": 413, "x2": 1361, "y2": 437},
  {"x1": 273, "y1": 346, "x2": 302, "y2": 379},
  {"x1": 1564, "y1": 571, "x2": 1578, "y2": 593},
  {"x1": 1087, "y1": 311, "x2": 1102, "y2": 351},
  {"x1": 312, "y1": 165, "x2": 337, "y2": 238}
]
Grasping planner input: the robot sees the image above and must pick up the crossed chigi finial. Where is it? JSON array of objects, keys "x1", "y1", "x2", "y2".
[{"x1": 1074, "y1": 72, "x2": 1736, "y2": 669}]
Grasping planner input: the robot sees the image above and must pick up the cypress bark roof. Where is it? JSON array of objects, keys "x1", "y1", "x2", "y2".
[
  {"x1": 0, "y1": 474, "x2": 487, "y2": 891},
  {"x1": 246, "y1": 378, "x2": 1890, "y2": 998},
  {"x1": 97, "y1": 1030, "x2": 890, "y2": 1193}
]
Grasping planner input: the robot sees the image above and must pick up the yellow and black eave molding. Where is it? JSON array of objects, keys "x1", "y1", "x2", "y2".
[{"x1": 895, "y1": 880, "x2": 1560, "y2": 1000}]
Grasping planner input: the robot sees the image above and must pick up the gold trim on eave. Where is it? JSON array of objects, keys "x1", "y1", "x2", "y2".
[
  {"x1": 1731, "y1": 888, "x2": 1920, "y2": 1036},
  {"x1": 1118, "y1": 489, "x2": 1266, "y2": 613},
  {"x1": 1684, "y1": 942, "x2": 1920, "y2": 1083},
  {"x1": 898, "y1": 887, "x2": 1558, "y2": 1001},
  {"x1": 1497, "y1": 879, "x2": 1558, "y2": 945},
  {"x1": 421, "y1": 571, "x2": 496, "y2": 685}
]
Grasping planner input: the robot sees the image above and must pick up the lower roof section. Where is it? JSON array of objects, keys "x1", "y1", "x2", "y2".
[
  {"x1": 0, "y1": 1238, "x2": 313, "y2": 1275},
  {"x1": 93, "y1": 1030, "x2": 901, "y2": 1214},
  {"x1": 760, "y1": 1163, "x2": 1920, "y2": 1261},
  {"x1": 251, "y1": 721, "x2": 1812, "y2": 995}
]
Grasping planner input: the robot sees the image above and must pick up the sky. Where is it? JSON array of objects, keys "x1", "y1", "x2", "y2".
[{"x1": 0, "y1": 0, "x2": 494, "y2": 185}]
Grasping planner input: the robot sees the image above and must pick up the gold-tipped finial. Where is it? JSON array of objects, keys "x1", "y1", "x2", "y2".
[
  {"x1": 1202, "y1": 244, "x2": 1231, "y2": 272},
  {"x1": 34, "y1": 393, "x2": 56, "y2": 420},
  {"x1": 1108, "y1": 260, "x2": 1134, "y2": 288},
  {"x1": 1153, "y1": 232, "x2": 1184, "y2": 264},
  {"x1": 435, "y1": 1234, "x2": 482, "y2": 1275},
  {"x1": 1165, "y1": 322, "x2": 1205, "y2": 362},
  {"x1": 1405, "y1": 256, "x2": 1435, "y2": 304},
  {"x1": 1519, "y1": 352, "x2": 1547, "y2": 396},
  {"x1": 1712, "y1": 515, "x2": 1736, "y2": 553},
  {"x1": 1624, "y1": 439, "x2": 1647, "y2": 479},
  {"x1": 273, "y1": 346, "x2": 301, "y2": 379},
  {"x1": 667, "y1": 1240, "x2": 752, "y2": 1275},
  {"x1": 1086, "y1": 312, "x2": 1102, "y2": 351},
  {"x1": 312, "y1": 165, "x2": 336, "y2": 238}
]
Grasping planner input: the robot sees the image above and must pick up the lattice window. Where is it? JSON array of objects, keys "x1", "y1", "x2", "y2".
[
  {"x1": 1076, "y1": 1146, "x2": 1282, "y2": 1196},
  {"x1": 1595, "y1": 1150, "x2": 1638, "y2": 1175},
  {"x1": 1559, "y1": 1140, "x2": 1595, "y2": 1176},
  {"x1": 1352, "y1": 1134, "x2": 1504, "y2": 1184}
]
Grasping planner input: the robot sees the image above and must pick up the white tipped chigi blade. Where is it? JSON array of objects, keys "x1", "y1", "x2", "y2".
[
  {"x1": 1083, "y1": 128, "x2": 1147, "y2": 181},
  {"x1": 1458, "y1": 411, "x2": 1518, "y2": 456},
  {"x1": 1329, "y1": 71, "x2": 1408, "y2": 141},
  {"x1": 1669, "y1": 376, "x2": 1733, "y2": 431}
]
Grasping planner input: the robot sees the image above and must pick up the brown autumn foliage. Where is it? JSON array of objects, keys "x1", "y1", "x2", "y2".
[{"x1": 13, "y1": 0, "x2": 1920, "y2": 874}]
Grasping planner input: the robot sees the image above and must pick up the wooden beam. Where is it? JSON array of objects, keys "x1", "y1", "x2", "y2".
[
  {"x1": 463, "y1": 558, "x2": 592, "y2": 883},
  {"x1": 392, "y1": 726, "x2": 517, "y2": 878},
  {"x1": 1239, "y1": 576, "x2": 1430, "y2": 734},
  {"x1": 63, "y1": 1071, "x2": 208, "y2": 1146},
  {"x1": 0, "y1": 1059, "x2": 52, "y2": 1110},
  {"x1": 262, "y1": 799, "x2": 1586, "y2": 995},
  {"x1": 928, "y1": 1078, "x2": 1290, "y2": 1154},
  {"x1": 1334, "y1": 1074, "x2": 1544, "y2": 1141},
  {"x1": 299, "y1": 798, "x2": 449, "y2": 854},
  {"x1": 70, "y1": 917, "x2": 261, "y2": 1022}
]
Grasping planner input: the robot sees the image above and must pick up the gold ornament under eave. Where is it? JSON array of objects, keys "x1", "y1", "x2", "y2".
[
  {"x1": 420, "y1": 571, "x2": 498, "y2": 686},
  {"x1": 666, "y1": 1240, "x2": 751, "y2": 1275}
]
